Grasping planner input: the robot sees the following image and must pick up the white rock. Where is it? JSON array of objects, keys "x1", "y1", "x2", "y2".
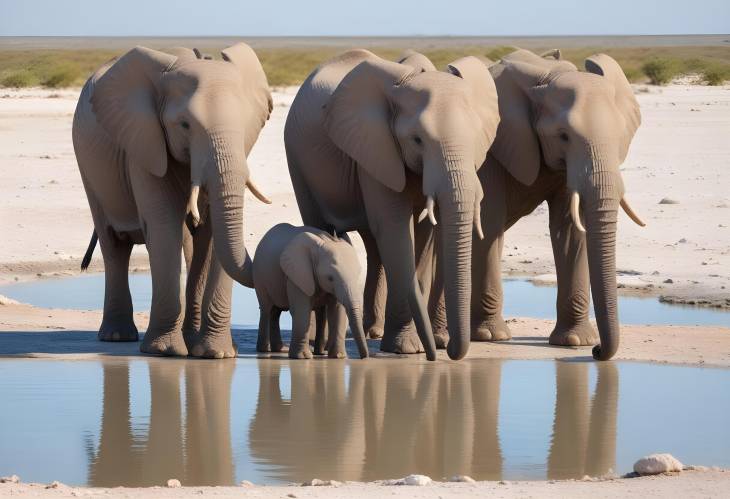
[
  {"x1": 166, "y1": 478, "x2": 182, "y2": 488},
  {"x1": 302, "y1": 478, "x2": 325, "y2": 486},
  {"x1": 449, "y1": 475, "x2": 475, "y2": 483},
  {"x1": 403, "y1": 474, "x2": 432, "y2": 486},
  {"x1": 239, "y1": 480, "x2": 255, "y2": 487},
  {"x1": 633, "y1": 453, "x2": 684, "y2": 475}
]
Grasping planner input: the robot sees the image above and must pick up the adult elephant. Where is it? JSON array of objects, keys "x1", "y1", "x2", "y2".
[
  {"x1": 73, "y1": 43, "x2": 272, "y2": 358},
  {"x1": 284, "y1": 49, "x2": 500, "y2": 360},
  {"x1": 468, "y1": 49, "x2": 645, "y2": 360}
]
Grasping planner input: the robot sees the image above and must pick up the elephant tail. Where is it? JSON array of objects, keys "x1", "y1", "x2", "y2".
[{"x1": 80, "y1": 230, "x2": 98, "y2": 271}]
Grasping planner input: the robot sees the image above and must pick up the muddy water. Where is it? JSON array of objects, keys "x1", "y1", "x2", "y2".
[
  {"x1": 0, "y1": 358, "x2": 728, "y2": 486},
  {"x1": 1, "y1": 274, "x2": 728, "y2": 327}
]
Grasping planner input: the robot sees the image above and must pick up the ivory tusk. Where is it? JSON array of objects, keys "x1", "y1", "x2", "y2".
[
  {"x1": 473, "y1": 202, "x2": 484, "y2": 240},
  {"x1": 188, "y1": 185, "x2": 201, "y2": 227},
  {"x1": 570, "y1": 192, "x2": 586, "y2": 233},
  {"x1": 620, "y1": 196, "x2": 646, "y2": 227},
  {"x1": 418, "y1": 196, "x2": 437, "y2": 225},
  {"x1": 246, "y1": 179, "x2": 272, "y2": 204}
]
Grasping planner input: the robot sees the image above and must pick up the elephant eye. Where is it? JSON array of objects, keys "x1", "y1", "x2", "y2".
[
  {"x1": 327, "y1": 275, "x2": 334, "y2": 282},
  {"x1": 181, "y1": 121, "x2": 190, "y2": 130},
  {"x1": 413, "y1": 135, "x2": 423, "y2": 145},
  {"x1": 559, "y1": 131, "x2": 569, "y2": 142}
]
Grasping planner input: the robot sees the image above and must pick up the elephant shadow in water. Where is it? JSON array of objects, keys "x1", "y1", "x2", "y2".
[
  {"x1": 86, "y1": 360, "x2": 235, "y2": 487},
  {"x1": 248, "y1": 360, "x2": 619, "y2": 482}
]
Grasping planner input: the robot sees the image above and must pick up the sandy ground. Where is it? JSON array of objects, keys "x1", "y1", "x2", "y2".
[{"x1": 2, "y1": 470, "x2": 729, "y2": 498}]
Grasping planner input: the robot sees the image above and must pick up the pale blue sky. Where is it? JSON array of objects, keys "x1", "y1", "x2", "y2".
[{"x1": 1, "y1": 0, "x2": 728, "y2": 36}]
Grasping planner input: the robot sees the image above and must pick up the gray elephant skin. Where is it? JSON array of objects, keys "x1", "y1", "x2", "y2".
[
  {"x1": 463, "y1": 49, "x2": 645, "y2": 361},
  {"x1": 253, "y1": 223, "x2": 369, "y2": 359},
  {"x1": 284, "y1": 49, "x2": 500, "y2": 361},
  {"x1": 72, "y1": 43, "x2": 272, "y2": 358}
]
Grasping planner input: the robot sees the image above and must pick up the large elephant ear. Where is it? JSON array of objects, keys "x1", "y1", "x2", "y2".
[
  {"x1": 447, "y1": 56, "x2": 501, "y2": 165},
  {"x1": 488, "y1": 59, "x2": 549, "y2": 186},
  {"x1": 221, "y1": 43, "x2": 273, "y2": 119},
  {"x1": 397, "y1": 50, "x2": 437, "y2": 73},
  {"x1": 585, "y1": 54, "x2": 641, "y2": 163},
  {"x1": 91, "y1": 47, "x2": 175, "y2": 177},
  {"x1": 280, "y1": 232, "x2": 320, "y2": 297},
  {"x1": 324, "y1": 58, "x2": 414, "y2": 192}
]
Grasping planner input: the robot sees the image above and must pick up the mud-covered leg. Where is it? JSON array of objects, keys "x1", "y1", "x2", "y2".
[
  {"x1": 97, "y1": 230, "x2": 138, "y2": 342},
  {"x1": 548, "y1": 188, "x2": 599, "y2": 346},
  {"x1": 287, "y1": 281, "x2": 314, "y2": 359},
  {"x1": 360, "y1": 229, "x2": 386, "y2": 340}
]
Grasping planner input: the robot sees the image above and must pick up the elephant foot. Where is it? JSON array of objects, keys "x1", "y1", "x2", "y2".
[
  {"x1": 380, "y1": 327, "x2": 425, "y2": 354},
  {"x1": 367, "y1": 326, "x2": 384, "y2": 339},
  {"x1": 98, "y1": 318, "x2": 139, "y2": 342},
  {"x1": 328, "y1": 349, "x2": 347, "y2": 359},
  {"x1": 188, "y1": 330, "x2": 238, "y2": 359},
  {"x1": 313, "y1": 344, "x2": 327, "y2": 355},
  {"x1": 289, "y1": 344, "x2": 313, "y2": 359},
  {"x1": 433, "y1": 327, "x2": 449, "y2": 349},
  {"x1": 140, "y1": 330, "x2": 188, "y2": 356},
  {"x1": 471, "y1": 316, "x2": 512, "y2": 342},
  {"x1": 549, "y1": 321, "x2": 599, "y2": 347}
]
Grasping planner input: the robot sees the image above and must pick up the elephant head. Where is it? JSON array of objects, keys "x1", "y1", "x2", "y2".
[
  {"x1": 280, "y1": 232, "x2": 369, "y2": 358},
  {"x1": 90, "y1": 43, "x2": 273, "y2": 287},
  {"x1": 324, "y1": 53, "x2": 500, "y2": 360},
  {"x1": 491, "y1": 50, "x2": 645, "y2": 360}
]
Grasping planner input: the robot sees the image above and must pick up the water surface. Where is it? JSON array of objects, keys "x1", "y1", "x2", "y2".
[{"x1": 0, "y1": 358, "x2": 727, "y2": 486}]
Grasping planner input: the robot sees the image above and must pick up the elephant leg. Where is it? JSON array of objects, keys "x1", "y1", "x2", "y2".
[
  {"x1": 269, "y1": 308, "x2": 285, "y2": 353},
  {"x1": 182, "y1": 220, "x2": 213, "y2": 344},
  {"x1": 360, "y1": 229, "x2": 386, "y2": 340},
  {"x1": 547, "y1": 187, "x2": 599, "y2": 346},
  {"x1": 97, "y1": 229, "x2": 138, "y2": 342},
  {"x1": 256, "y1": 293, "x2": 272, "y2": 353},
  {"x1": 325, "y1": 298, "x2": 347, "y2": 359},
  {"x1": 425, "y1": 225, "x2": 448, "y2": 348},
  {"x1": 188, "y1": 252, "x2": 236, "y2": 358},
  {"x1": 287, "y1": 281, "x2": 314, "y2": 359},
  {"x1": 313, "y1": 306, "x2": 328, "y2": 355},
  {"x1": 359, "y1": 173, "x2": 436, "y2": 358}
]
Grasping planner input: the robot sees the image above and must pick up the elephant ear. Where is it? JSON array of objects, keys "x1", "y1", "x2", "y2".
[
  {"x1": 397, "y1": 50, "x2": 437, "y2": 73},
  {"x1": 221, "y1": 43, "x2": 273, "y2": 120},
  {"x1": 324, "y1": 58, "x2": 414, "y2": 192},
  {"x1": 166, "y1": 46, "x2": 199, "y2": 64},
  {"x1": 91, "y1": 46, "x2": 176, "y2": 177},
  {"x1": 280, "y1": 232, "x2": 320, "y2": 297},
  {"x1": 488, "y1": 59, "x2": 549, "y2": 186},
  {"x1": 585, "y1": 54, "x2": 641, "y2": 163},
  {"x1": 447, "y1": 56, "x2": 501, "y2": 166}
]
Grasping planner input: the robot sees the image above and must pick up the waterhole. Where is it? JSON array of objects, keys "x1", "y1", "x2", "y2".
[{"x1": 0, "y1": 358, "x2": 727, "y2": 486}]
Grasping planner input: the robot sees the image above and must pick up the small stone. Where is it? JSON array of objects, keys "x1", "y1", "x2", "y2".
[
  {"x1": 633, "y1": 453, "x2": 684, "y2": 475},
  {"x1": 239, "y1": 480, "x2": 254, "y2": 487},
  {"x1": 287, "y1": 494, "x2": 297, "y2": 498},
  {"x1": 0, "y1": 475, "x2": 19, "y2": 484},
  {"x1": 498, "y1": 480, "x2": 509, "y2": 485},
  {"x1": 166, "y1": 478, "x2": 182, "y2": 488},
  {"x1": 678, "y1": 238, "x2": 688, "y2": 243},
  {"x1": 403, "y1": 474, "x2": 432, "y2": 486},
  {"x1": 663, "y1": 278, "x2": 674, "y2": 284},
  {"x1": 45, "y1": 481, "x2": 64, "y2": 489},
  {"x1": 326, "y1": 480, "x2": 342, "y2": 487},
  {"x1": 449, "y1": 475, "x2": 475, "y2": 483},
  {"x1": 302, "y1": 478, "x2": 326, "y2": 486},
  {"x1": 659, "y1": 198, "x2": 679, "y2": 205}
]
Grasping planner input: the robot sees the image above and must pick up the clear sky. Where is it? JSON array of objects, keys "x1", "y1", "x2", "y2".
[{"x1": 1, "y1": 0, "x2": 728, "y2": 36}]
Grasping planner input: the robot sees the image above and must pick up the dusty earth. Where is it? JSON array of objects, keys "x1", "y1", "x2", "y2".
[{"x1": 1, "y1": 82, "x2": 729, "y2": 497}]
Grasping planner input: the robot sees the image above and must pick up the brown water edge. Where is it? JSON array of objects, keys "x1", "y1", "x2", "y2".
[{"x1": 0, "y1": 357, "x2": 728, "y2": 487}]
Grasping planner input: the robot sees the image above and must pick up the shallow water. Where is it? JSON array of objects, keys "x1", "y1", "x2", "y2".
[
  {"x1": 0, "y1": 358, "x2": 727, "y2": 486},
  {"x1": 0, "y1": 273, "x2": 727, "y2": 327}
]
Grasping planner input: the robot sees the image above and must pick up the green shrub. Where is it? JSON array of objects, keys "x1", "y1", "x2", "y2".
[
  {"x1": 1, "y1": 70, "x2": 34, "y2": 87},
  {"x1": 641, "y1": 58, "x2": 680, "y2": 85},
  {"x1": 41, "y1": 63, "x2": 81, "y2": 88},
  {"x1": 622, "y1": 66, "x2": 644, "y2": 83},
  {"x1": 485, "y1": 45, "x2": 517, "y2": 62},
  {"x1": 702, "y1": 65, "x2": 730, "y2": 86}
]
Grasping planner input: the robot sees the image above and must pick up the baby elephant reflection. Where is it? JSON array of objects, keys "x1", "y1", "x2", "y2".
[{"x1": 87, "y1": 360, "x2": 235, "y2": 487}]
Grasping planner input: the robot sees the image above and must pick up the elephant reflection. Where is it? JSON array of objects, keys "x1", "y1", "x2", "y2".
[
  {"x1": 87, "y1": 360, "x2": 235, "y2": 487},
  {"x1": 249, "y1": 360, "x2": 619, "y2": 482},
  {"x1": 248, "y1": 360, "x2": 504, "y2": 482}
]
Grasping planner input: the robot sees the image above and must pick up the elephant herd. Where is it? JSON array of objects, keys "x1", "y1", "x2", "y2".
[{"x1": 73, "y1": 42, "x2": 645, "y2": 362}]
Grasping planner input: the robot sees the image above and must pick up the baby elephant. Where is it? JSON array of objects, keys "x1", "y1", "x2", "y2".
[{"x1": 253, "y1": 223, "x2": 369, "y2": 359}]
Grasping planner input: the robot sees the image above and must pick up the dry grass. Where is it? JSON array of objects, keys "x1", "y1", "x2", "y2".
[{"x1": 1, "y1": 45, "x2": 729, "y2": 88}]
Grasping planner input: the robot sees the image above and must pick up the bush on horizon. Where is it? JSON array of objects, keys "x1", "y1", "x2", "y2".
[{"x1": 641, "y1": 57, "x2": 680, "y2": 85}]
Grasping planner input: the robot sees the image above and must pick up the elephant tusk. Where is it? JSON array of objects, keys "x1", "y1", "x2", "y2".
[
  {"x1": 620, "y1": 196, "x2": 646, "y2": 227},
  {"x1": 246, "y1": 179, "x2": 272, "y2": 204},
  {"x1": 188, "y1": 185, "x2": 201, "y2": 227},
  {"x1": 417, "y1": 196, "x2": 437, "y2": 226},
  {"x1": 473, "y1": 184, "x2": 485, "y2": 240},
  {"x1": 570, "y1": 192, "x2": 586, "y2": 233}
]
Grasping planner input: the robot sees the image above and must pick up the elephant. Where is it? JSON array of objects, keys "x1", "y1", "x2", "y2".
[
  {"x1": 284, "y1": 49, "x2": 500, "y2": 361},
  {"x1": 253, "y1": 223, "x2": 369, "y2": 359},
  {"x1": 72, "y1": 43, "x2": 272, "y2": 358},
  {"x1": 462, "y1": 48, "x2": 645, "y2": 361}
]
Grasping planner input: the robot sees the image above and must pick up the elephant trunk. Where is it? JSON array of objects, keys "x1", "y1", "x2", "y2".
[
  {"x1": 437, "y1": 169, "x2": 478, "y2": 361},
  {"x1": 337, "y1": 284, "x2": 369, "y2": 359},
  {"x1": 204, "y1": 132, "x2": 254, "y2": 288},
  {"x1": 581, "y1": 163, "x2": 621, "y2": 361}
]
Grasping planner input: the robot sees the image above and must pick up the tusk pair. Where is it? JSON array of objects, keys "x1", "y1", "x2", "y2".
[
  {"x1": 570, "y1": 192, "x2": 646, "y2": 233},
  {"x1": 246, "y1": 179, "x2": 272, "y2": 204},
  {"x1": 418, "y1": 196, "x2": 437, "y2": 226},
  {"x1": 188, "y1": 185, "x2": 201, "y2": 227}
]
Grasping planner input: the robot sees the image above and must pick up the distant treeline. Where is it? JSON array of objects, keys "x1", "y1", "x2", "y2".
[{"x1": 1, "y1": 45, "x2": 729, "y2": 88}]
